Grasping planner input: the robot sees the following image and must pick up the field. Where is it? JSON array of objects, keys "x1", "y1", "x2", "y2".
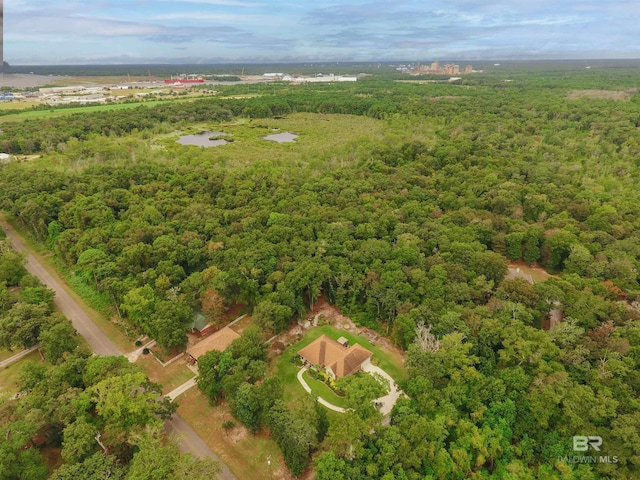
[{"x1": 0, "y1": 99, "x2": 178, "y2": 123}]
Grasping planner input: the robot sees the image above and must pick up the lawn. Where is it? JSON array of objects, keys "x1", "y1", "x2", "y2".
[
  {"x1": 273, "y1": 325, "x2": 407, "y2": 408},
  {"x1": 0, "y1": 349, "x2": 16, "y2": 362},
  {"x1": 176, "y1": 388, "x2": 287, "y2": 479},
  {"x1": 0, "y1": 350, "x2": 44, "y2": 396},
  {"x1": 302, "y1": 370, "x2": 348, "y2": 409},
  {"x1": 135, "y1": 354, "x2": 195, "y2": 395}
]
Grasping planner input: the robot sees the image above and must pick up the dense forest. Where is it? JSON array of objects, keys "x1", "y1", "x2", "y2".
[
  {"x1": 1, "y1": 65, "x2": 640, "y2": 478},
  {"x1": 0, "y1": 239, "x2": 220, "y2": 479}
]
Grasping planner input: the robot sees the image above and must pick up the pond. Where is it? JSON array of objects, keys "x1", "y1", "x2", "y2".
[
  {"x1": 177, "y1": 131, "x2": 231, "y2": 147},
  {"x1": 264, "y1": 132, "x2": 298, "y2": 143}
]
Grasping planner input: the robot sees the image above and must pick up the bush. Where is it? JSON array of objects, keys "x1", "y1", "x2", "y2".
[
  {"x1": 222, "y1": 420, "x2": 235, "y2": 429},
  {"x1": 142, "y1": 347, "x2": 150, "y2": 355}
]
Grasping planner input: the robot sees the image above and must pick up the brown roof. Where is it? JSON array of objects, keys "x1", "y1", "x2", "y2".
[
  {"x1": 298, "y1": 334, "x2": 372, "y2": 378},
  {"x1": 187, "y1": 327, "x2": 240, "y2": 360}
]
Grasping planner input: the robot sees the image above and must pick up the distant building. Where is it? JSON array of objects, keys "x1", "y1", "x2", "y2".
[{"x1": 411, "y1": 61, "x2": 472, "y2": 76}]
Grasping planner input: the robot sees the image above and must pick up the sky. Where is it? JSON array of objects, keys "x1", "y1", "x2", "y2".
[{"x1": 4, "y1": 0, "x2": 640, "y2": 64}]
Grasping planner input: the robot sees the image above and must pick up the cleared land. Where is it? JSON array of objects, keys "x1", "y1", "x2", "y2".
[
  {"x1": 135, "y1": 354, "x2": 195, "y2": 395},
  {"x1": 176, "y1": 388, "x2": 288, "y2": 480}
]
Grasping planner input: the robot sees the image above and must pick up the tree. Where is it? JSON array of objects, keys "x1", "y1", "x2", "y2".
[
  {"x1": 0, "y1": 302, "x2": 50, "y2": 349},
  {"x1": 564, "y1": 244, "x2": 593, "y2": 276},
  {"x1": 76, "y1": 248, "x2": 110, "y2": 290},
  {"x1": 39, "y1": 318, "x2": 80, "y2": 364},
  {"x1": 231, "y1": 382, "x2": 261, "y2": 433},
  {"x1": 0, "y1": 420, "x2": 49, "y2": 480},
  {"x1": 0, "y1": 245, "x2": 27, "y2": 285},
  {"x1": 414, "y1": 322, "x2": 440, "y2": 353},
  {"x1": 252, "y1": 298, "x2": 293, "y2": 335},
  {"x1": 126, "y1": 427, "x2": 220, "y2": 480},
  {"x1": 266, "y1": 401, "x2": 317, "y2": 477},
  {"x1": 61, "y1": 418, "x2": 100, "y2": 464},
  {"x1": 50, "y1": 453, "x2": 126, "y2": 480},
  {"x1": 336, "y1": 372, "x2": 389, "y2": 419},
  {"x1": 201, "y1": 288, "x2": 227, "y2": 329},
  {"x1": 89, "y1": 372, "x2": 176, "y2": 433}
]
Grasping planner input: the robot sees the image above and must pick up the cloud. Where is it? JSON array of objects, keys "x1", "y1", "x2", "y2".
[{"x1": 5, "y1": 1, "x2": 640, "y2": 64}]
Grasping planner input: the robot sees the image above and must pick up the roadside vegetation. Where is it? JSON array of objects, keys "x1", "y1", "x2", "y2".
[{"x1": 1, "y1": 64, "x2": 640, "y2": 478}]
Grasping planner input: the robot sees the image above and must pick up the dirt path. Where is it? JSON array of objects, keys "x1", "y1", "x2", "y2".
[{"x1": 0, "y1": 217, "x2": 237, "y2": 480}]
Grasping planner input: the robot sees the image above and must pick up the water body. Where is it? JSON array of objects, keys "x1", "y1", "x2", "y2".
[
  {"x1": 264, "y1": 132, "x2": 298, "y2": 143},
  {"x1": 177, "y1": 131, "x2": 231, "y2": 147}
]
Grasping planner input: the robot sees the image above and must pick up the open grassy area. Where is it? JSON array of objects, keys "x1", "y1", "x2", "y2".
[
  {"x1": 158, "y1": 112, "x2": 411, "y2": 173},
  {"x1": 0, "y1": 350, "x2": 44, "y2": 396},
  {"x1": 0, "y1": 98, "x2": 189, "y2": 123},
  {"x1": 0, "y1": 349, "x2": 16, "y2": 362},
  {"x1": 273, "y1": 325, "x2": 407, "y2": 408},
  {"x1": 176, "y1": 388, "x2": 287, "y2": 479},
  {"x1": 135, "y1": 354, "x2": 195, "y2": 395},
  {"x1": 0, "y1": 100, "x2": 41, "y2": 111}
]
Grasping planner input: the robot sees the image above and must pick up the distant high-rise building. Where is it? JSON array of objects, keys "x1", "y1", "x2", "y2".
[{"x1": 464, "y1": 65, "x2": 473, "y2": 74}]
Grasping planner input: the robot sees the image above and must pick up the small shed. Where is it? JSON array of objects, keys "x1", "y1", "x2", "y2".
[
  {"x1": 191, "y1": 312, "x2": 209, "y2": 333},
  {"x1": 337, "y1": 336, "x2": 349, "y2": 347}
]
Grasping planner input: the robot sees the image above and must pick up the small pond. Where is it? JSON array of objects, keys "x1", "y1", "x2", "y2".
[
  {"x1": 264, "y1": 132, "x2": 298, "y2": 143},
  {"x1": 177, "y1": 131, "x2": 231, "y2": 147}
]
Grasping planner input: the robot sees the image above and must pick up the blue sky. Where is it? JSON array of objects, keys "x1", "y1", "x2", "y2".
[{"x1": 5, "y1": 0, "x2": 640, "y2": 64}]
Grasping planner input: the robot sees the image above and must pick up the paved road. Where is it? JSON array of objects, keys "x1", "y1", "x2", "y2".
[
  {"x1": 1, "y1": 217, "x2": 238, "y2": 480},
  {"x1": 1, "y1": 218, "x2": 121, "y2": 357}
]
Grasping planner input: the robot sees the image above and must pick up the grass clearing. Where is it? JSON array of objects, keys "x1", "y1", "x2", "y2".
[
  {"x1": 135, "y1": 354, "x2": 195, "y2": 395},
  {"x1": 0, "y1": 350, "x2": 44, "y2": 396},
  {"x1": 176, "y1": 388, "x2": 287, "y2": 479},
  {"x1": 0, "y1": 349, "x2": 16, "y2": 362}
]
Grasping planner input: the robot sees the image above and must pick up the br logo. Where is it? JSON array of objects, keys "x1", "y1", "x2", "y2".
[{"x1": 573, "y1": 436, "x2": 602, "y2": 452}]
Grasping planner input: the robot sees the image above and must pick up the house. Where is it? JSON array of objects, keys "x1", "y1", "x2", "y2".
[
  {"x1": 186, "y1": 327, "x2": 240, "y2": 364},
  {"x1": 298, "y1": 334, "x2": 373, "y2": 379}
]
